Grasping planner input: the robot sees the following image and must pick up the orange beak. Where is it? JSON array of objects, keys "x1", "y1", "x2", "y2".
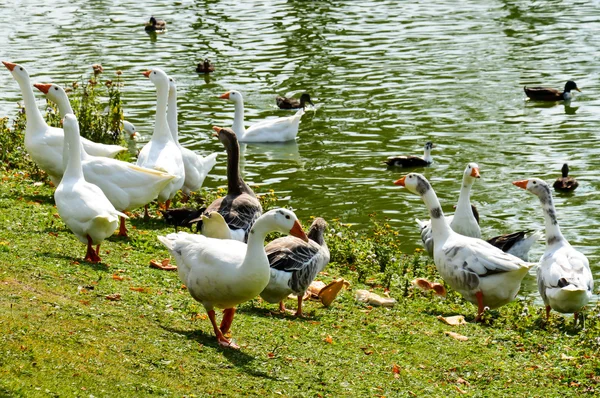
[
  {"x1": 471, "y1": 167, "x2": 480, "y2": 178},
  {"x1": 2, "y1": 61, "x2": 16, "y2": 71},
  {"x1": 289, "y1": 220, "x2": 309, "y2": 242},
  {"x1": 219, "y1": 92, "x2": 230, "y2": 100},
  {"x1": 394, "y1": 176, "x2": 407, "y2": 186},
  {"x1": 34, "y1": 83, "x2": 52, "y2": 94},
  {"x1": 212, "y1": 126, "x2": 222, "y2": 137},
  {"x1": 512, "y1": 179, "x2": 528, "y2": 189},
  {"x1": 142, "y1": 70, "x2": 151, "y2": 78}
]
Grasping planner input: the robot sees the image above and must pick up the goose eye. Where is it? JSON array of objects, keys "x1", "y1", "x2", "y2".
[
  {"x1": 54, "y1": 87, "x2": 58, "y2": 90},
  {"x1": 19, "y1": 67, "x2": 23, "y2": 71},
  {"x1": 153, "y1": 71, "x2": 156, "y2": 74},
  {"x1": 285, "y1": 215, "x2": 290, "y2": 219},
  {"x1": 533, "y1": 181, "x2": 537, "y2": 184}
]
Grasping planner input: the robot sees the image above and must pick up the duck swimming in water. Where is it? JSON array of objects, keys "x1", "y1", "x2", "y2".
[
  {"x1": 145, "y1": 16, "x2": 166, "y2": 33},
  {"x1": 385, "y1": 142, "x2": 435, "y2": 168},
  {"x1": 524, "y1": 81, "x2": 580, "y2": 101},
  {"x1": 553, "y1": 163, "x2": 579, "y2": 193},
  {"x1": 276, "y1": 93, "x2": 314, "y2": 110}
]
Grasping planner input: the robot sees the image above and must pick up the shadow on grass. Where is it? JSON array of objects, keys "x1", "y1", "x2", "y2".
[
  {"x1": 18, "y1": 192, "x2": 55, "y2": 206},
  {"x1": 37, "y1": 251, "x2": 112, "y2": 272},
  {"x1": 236, "y1": 304, "x2": 321, "y2": 322},
  {"x1": 160, "y1": 324, "x2": 280, "y2": 380}
]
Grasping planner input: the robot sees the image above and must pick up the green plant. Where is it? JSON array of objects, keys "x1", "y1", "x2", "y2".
[{"x1": 0, "y1": 111, "x2": 45, "y2": 180}]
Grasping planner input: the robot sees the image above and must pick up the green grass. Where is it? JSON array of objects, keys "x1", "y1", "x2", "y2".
[{"x1": 1, "y1": 171, "x2": 599, "y2": 397}]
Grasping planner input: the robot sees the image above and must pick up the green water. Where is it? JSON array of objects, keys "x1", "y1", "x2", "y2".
[{"x1": 1, "y1": 0, "x2": 599, "y2": 297}]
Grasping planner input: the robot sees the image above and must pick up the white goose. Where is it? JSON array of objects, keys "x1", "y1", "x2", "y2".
[
  {"x1": 121, "y1": 120, "x2": 141, "y2": 156},
  {"x1": 33, "y1": 82, "x2": 177, "y2": 237},
  {"x1": 220, "y1": 90, "x2": 304, "y2": 143},
  {"x1": 513, "y1": 178, "x2": 593, "y2": 323},
  {"x1": 137, "y1": 68, "x2": 185, "y2": 207},
  {"x1": 2, "y1": 61, "x2": 126, "y2": 185},
  {"x1": 417, "y1": 163, "x2": 481, "y2": 254},
  {"x1": 158, "y1": 208, "x2": 309, "y2": 349},
  {"x1": 167, "y1": 77, "x2": 218, "y2": 196},
  {"x1": 396, "y1": 173, "x2": 534, "y2": 320},
  {"x1": 55, "y1": 114, "x2": 127, "y2": 263},
  {"x1": 260, "y1": 217, "x2": 331, "y2": 316}
]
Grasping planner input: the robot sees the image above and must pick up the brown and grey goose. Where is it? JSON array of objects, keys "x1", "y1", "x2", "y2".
[
  {"x1": 192, "y1": 126, "x2": 262, "y2": 242},
  {"x1": 260, "y1": 217, "x2": 330, "y2": 316}
]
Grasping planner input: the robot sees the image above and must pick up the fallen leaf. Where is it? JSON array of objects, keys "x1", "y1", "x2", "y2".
[
  {"x1": 150, "y1": 258, "x2": 177, "y2": 271},
  {"x1": 392, "y1": 364, "x2": 400, "y2": 374},
  {"x1": 324, "y1": 335, "x2": 333, "y2": 344},
  {"x1": 437, "y1": 315, "x2": 466, "y2": 326},
  {"x1": 457, "y1": 377, "x2": 470, "y2": 386},
  {"x1": 561, "y1": 353, "x2": 576, "y2": 361},
  {"x1": 105, "y1": 293, "x2": 121, "y2": 301},
  {"x1": 267, "y1": 352, "x2": 275, "y2": 358},
  {"x1": 112, "y1": 274, "x2": 124, "y2": 281},
  {"x1": 444, "y1": 331, "x2": 469, "y2": 341},
  {"x1": 454, "y1": 386, "x2": 467, "y2": 394},
  {"x1": 48, "y1": 232, "x2": 58, "y2": 237},
  {"x1": 129, "y1": 287, "x2": 149, "y2": 293}
]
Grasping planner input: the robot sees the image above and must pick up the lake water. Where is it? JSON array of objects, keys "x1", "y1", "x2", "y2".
[{"x1": 1, "y1": 0, "x2": 599, "y2": 297}]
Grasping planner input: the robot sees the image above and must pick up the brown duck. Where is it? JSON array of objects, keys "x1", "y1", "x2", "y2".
[
  {"x1": 553, "y1": 163, "x2": 579, "y2": 192},
  {"x1": 276, "y1": 93, "x2": 314, "y2": 109}
]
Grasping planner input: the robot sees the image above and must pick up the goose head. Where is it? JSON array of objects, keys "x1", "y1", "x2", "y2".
[
  {"x1": 34, "y1": 83, "x2": 67, "y2": 105},
  {"x1": 307, "y1": 217, "x2": 328, "y2": 244},
  {"x1": 122, "y1": 120, "x2": 140, "y2": 141},
  {"x1": 219, "y1": 90, "x2": 243, "y2": 104},
  {"x1": 168, "y1": 77, "x2": 176, "y2": 93},
  {"x1": 394, "y1": 172, "x2": 432, "y2": 196},
  {"x1": 200, "y1": 211, "x2": 231, "y2": 239},
  {"x1": 2, "y1": 61, "x2": 29, "y2": 83},
  {"x1": 463, "y1": 162, "x2": 480, "y2": 183},
  {"x1": 564, "y1": 81, "x2": 581, "y2": 93},
  {"x1": 142, "y1": 68, "x2": 170, "y2": 88},
  {"x1": 513, "y1": 178, "x2": 552, "y2": 198},
  {"x1": 212, "y1": 126, "x2": 238, "y2": 148},
  {"x1": 256, "y1": 208, "x2": 309, "y2": 242},
  {"x1": 63, "y1": 113, "x2": 78, "y2": 135}
]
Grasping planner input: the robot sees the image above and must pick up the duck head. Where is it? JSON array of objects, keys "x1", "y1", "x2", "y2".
[
  {"x1": 300, "y1": 93, "x2": 314, "y2": 108},
  {"x1": 424, "y1": 141, "x2": 435, "y2": 151},
  {"x1": 561, "y1": 163, "x2": 570, "y2": 178},
  {"x1": 564, "y1": 81, "x2": 581, "y2": 93}
]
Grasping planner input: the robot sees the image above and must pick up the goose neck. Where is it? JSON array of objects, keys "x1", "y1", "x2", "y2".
[
  {"x1": 243, "y1": 218, "x2": 271, "y2": 269},
  {"x1": 454, "y1": 180, "x2": 474, "y2": 219},
  {"x1": 56, "y1": 94, "x2": 74, "y2": 118},
  {"x1": 307, "y1": 228, "x2": 325, "y2": 246},
  {"x1": 152, "y1": 83, "x2": 173, "y2": 142},
  {"x1": 225, "y1": 141, "x2": 246, "y2": 195},
  {"x1": 421, "y1": 188, "x2": 451, "y2": 241},
  {"x1": 167, "y1": 86, "x2": 179, "y2": 142},
  {"x1": 17, "y1": 74, "x2": 46, "y2": 132},
  {"x1": 538, "y1": 189, "x2": 565, "y2": 246},
  {"x1": 62, "y1": 127, "x2": 84, "y2": 181},
  {"x1": 232, "y1": 100, "x2": 246, "y2": 140}
]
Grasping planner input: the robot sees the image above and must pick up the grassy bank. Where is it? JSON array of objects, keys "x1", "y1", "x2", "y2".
[{"x1": 1, "y1": 171, "x2": 599, "y2": 397}]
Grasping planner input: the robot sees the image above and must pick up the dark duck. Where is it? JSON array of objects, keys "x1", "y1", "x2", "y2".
[
  {"x1": 276, "y1": 93, "x2": 314, "y2": 110},
  {"x1": 524, "y1": 81, "x2": 580, "y2": 101},
  {"x1": 195, "y1": 59, "x2": 215, "y2": 74},
  {"x1": 145, "y1": 16, "x2": 166, "y2": 33},
  {"x1": 384, "y1": 141, "x2": 435, "y2": 168}
]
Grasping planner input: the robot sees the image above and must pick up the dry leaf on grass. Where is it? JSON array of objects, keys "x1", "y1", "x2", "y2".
[
  {"x1": 561, "y1": 353, "x2": 576, "y2": 361},
  {"x1": 112, "y1": 274, "x2": 124, "y2": 281},
  {"x1": 444, "y1": 331, "x2": 468, "y2": 341},
  {"x1": 437, "y1": 315, "x2": 466, "y2": 326},
  {"x1": 150, "y1": 259, "x2": 177, "y2": 271},
  {"x1": 130, "y1": 287, "x2": 150, "y2": 293},
  {"x1": 324, "y1": 335, "x2": 333, "y2": 344},
  {"x1": 355, "y1": 289, "x2": 396, "y2": 307},
  {"x1": 105, "y1": 293, "x2": 121, "y2": 301}
]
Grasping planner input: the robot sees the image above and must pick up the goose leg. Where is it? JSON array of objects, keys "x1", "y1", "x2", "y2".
[
  {"x1": 574, "y1": 312, "x2": 579, "y2": 327},
  {"x1": 84, "y1": 235, "x2": 101, "y2": 263},
  {"x1": 295, "y1": 296, "x2": 304, "y2": 317},
  {"x1": 208, "y1": 309, "x2": 238, "y2": 349},
  {"x1": 144, "y1": 205, "x2": 150, "y2": 220},
  {"x1": 220, "y1": 308, "x2": 236, "y2": 335},
  {"x1": 165, "y1": 199, "x2": 171, "y2": 211},
  {"x1": 545, "y1": 305, "x2": 551, "y2": 321},
  {"x1": 279, "y1": 301, "x2": 287, "y2": 313},
  {"x1": 118, "y1": 216, "x2": 128, "y2": 237},
  {"x1": 474, "y1": 291, "x2": 485, "y2": 322}
]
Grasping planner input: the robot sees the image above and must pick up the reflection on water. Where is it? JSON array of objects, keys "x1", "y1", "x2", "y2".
[{"x1": 1, "y1": 0, "x2": 600, "y2": 295}]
